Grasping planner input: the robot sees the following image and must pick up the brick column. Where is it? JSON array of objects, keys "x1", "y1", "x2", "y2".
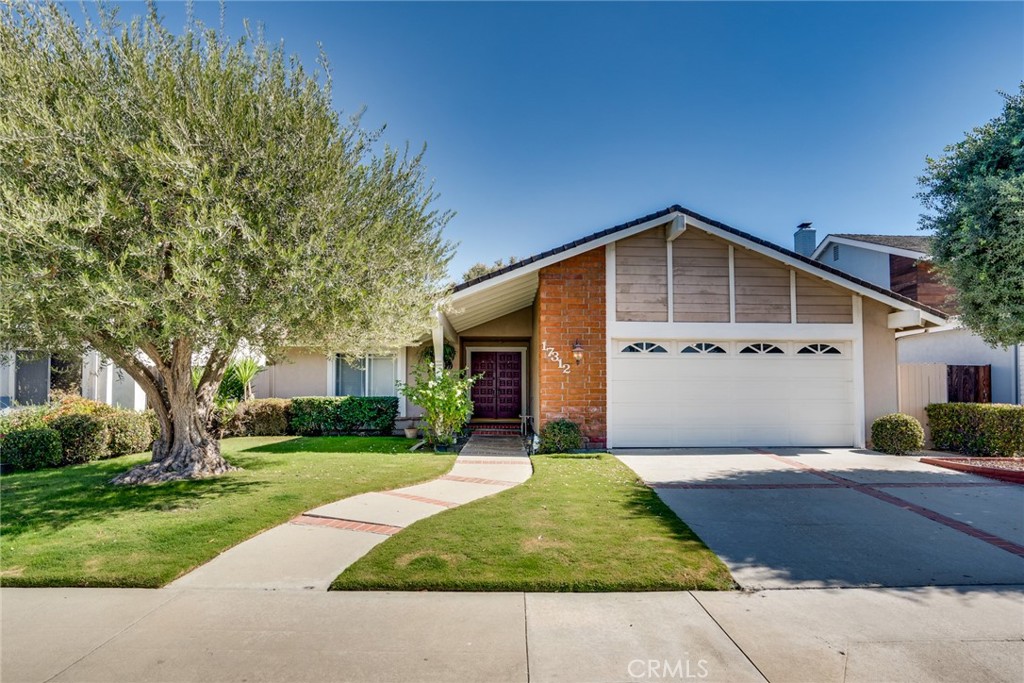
[{"x1": 536, "y1": 247, "x2": 607, "y2": 448}]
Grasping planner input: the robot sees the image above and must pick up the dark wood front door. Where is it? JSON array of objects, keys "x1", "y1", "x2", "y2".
[{"x1": 470, "y1": 351, "x2": 522, "y2": 419}]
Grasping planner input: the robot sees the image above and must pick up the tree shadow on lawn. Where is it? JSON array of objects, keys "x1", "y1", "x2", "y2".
[
  {"x1": 241, "y1": 435, "x2": 418, "y2": 455},
  {"x1": 0, "y1": 456, "x2": 265, "y2": 537}
]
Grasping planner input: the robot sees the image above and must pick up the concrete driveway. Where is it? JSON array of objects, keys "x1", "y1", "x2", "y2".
[{"x1": 615, "y1": 448, "x2": 1024, "y2": 589}]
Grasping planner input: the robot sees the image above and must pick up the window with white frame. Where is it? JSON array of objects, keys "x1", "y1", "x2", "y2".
[
  {"x1": 739, "y1": 343, "x2": 785, "y2": 355},
  {"x1": 797, "y1": 343, "x2": 842, "y2": 355},
  {"x1": 621, "y1": 342, "x2": 668, "y2": 353},
  {"x1": 681, "y1": 342, "x2": 727, "y2": 354},
  {"x1": 335, "y1": 355, "x2": 397, "y2": 397}
]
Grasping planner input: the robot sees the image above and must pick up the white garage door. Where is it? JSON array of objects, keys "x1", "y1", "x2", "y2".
[{"x1": 610, "y1": 340, "x2": 855, "y2": 447}]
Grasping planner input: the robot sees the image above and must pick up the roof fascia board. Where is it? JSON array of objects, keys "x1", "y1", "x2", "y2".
[
  {"x1": 811, "y1": 235, "x2": 929, "y2": 261},
  {"x1": 449, "y1": 213, "x2": 681, "y2": 302},
  {"x1": 686, "y1": 216, "x2": 946, "y2": 326}
]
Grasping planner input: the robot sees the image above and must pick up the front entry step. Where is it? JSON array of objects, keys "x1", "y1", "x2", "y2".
[{"x1": 467, "y1": 422, "x2": 522, "y2": 437}]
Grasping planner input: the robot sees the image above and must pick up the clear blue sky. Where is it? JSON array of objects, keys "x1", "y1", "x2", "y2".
[{"x1": 90, "y1": 2, "x2": 1022, "y2": 279}]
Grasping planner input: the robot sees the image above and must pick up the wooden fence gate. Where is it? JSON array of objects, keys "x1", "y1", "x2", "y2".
[
  {"x1": 898, "y1": 363, "x2": 992, "y2": 445},
  {"x1": 946, "y1": 364, "x2": 992, "y2": 403}
]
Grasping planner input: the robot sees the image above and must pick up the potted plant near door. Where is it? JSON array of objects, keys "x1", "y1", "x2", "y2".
[
  {"x1": 404, "y1": 424, "x2": 420, "y2": 440},
  {"x1": 398, "y1": 361, "x2": 479, "y2": 452}
]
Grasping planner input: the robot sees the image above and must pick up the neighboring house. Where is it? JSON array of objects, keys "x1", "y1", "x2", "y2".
[
  {"x1": 80, "y1": 350, "x2": 149, "y2": 411},
  {"x1": 803, "y1": 229, "x2": 1023, "y2": 405},
  {"x1": 0, "y1": 349, "x2": 146, "y2": 411},
  {"x1": 256, "y1": 204, "x2": 948, "y2": 449},
  {"x1": 0, "y1": 350, "x2": 81, "y2": 408}
]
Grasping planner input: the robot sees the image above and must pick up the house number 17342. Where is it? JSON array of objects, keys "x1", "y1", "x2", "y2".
[{"x1": 541, "y1": 341, "x2": 572, "y2": 374}]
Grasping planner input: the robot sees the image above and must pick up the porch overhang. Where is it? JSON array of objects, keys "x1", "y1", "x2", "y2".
[{"x1": 445, "y1": 272, "x2": 539, "y2": 334}]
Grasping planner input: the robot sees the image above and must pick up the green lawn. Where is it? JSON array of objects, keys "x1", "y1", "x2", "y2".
[
  {"x1": 331, "y1": 453, "x2": 735, "y2": 591},
  {"x1": 0, "y1": 436, "x2": 454, "y2": 588}
]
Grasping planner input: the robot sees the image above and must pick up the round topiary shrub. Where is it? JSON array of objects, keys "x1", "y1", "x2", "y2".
[
  {"x1": 538, "y1": 419, "x2": 584, "y2": 454},
  {"x1": 49, "y1": 413, "x2": 109, "y2": 465},
  {"x1": 871, "y1": 413, "x2": 925, "y2": 455},
  {"x1": 103, "y1": 411, "x2": 155, "y2": 457},
  {"x1": 1, "y1": 427, "x2": 63, "y2": 471}
]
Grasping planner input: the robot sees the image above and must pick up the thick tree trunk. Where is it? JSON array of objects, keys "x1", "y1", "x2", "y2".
[
  {"x1": 110, "y1": 402, "x2": 235, "y2": 484},
  {"x1": 110, "y1": 341, "x2": 236, "y2": 485}
]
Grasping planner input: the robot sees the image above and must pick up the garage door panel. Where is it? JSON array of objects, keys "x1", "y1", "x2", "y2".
[{"x1": 611, "y1": 340, "x2": 855, "y2": 447}]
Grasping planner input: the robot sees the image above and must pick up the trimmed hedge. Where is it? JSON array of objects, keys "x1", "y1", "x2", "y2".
[
  {"x1": 49, "y1": 414, "x2": 109, "y2": 464},
  {"x1": 104, "y1": 411, "x2": 155, "y2": 457},
  {"x1": 926, "y1": 403, "x2": 1024, "y2": 457},
  {"x1": 538, "y1": 419, "x2": 584, "y2": 454},
  {"x1": 290, "y1": 396, "x2": 399, "y2": 436},
  {"x1": 1, "y1": 427, "x2": 62, "y2": 471},
  {"x1": 871, "y1": 413, "x2": 924, "y2": 455},
  {"x1": 235, "y1": 399, "x2": 292, "y2": 436}
]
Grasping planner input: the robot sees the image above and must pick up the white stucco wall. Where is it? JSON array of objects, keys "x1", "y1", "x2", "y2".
[
  {"x1": 898, "y1": 328, "x2": 1022, "y2": 404},
  {"x1": 815, "y1": 242, "x2": 890, "y2": 288},
  {"x1": 251, "y1": 348, "x2": 331, "y2": 399}
]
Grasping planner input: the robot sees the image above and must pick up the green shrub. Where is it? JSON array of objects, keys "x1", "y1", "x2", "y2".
[
  {"x1": 871, "y1": 413, "x2": 925, "y2": 455},
  {"x1": 49, "y1": 413, "x2": 109, "y2": 464},
  {"x1": 926, "y1": 403, "x2": 1024, "y2": 456},
  {"x1": 0, "y1": 427, "x2": 62, "y2": 471},
  {"x1": 142, "y1": 409, "x2": 161, "y2": 442},
  {"x1": 0, "y1": 405, "x2": 49, "y2": 438},
  {"x1": 290, "y1": 396, "x2": 399, "y2": 436},
  {"x1": 209, "y1": 400, "x2": 241, "y2": 437},
  {"x1": 538, "y1": 419, "x2": 584, "y2": 454},
  {"x1": 103, "y1": 411, "x2": 155, "y2": 457},
  {"x1": 42, "y1": 394, "x2": 115, "y2": 422},
  {"x1": 235, "y1": 399, "x2": 292, "y2": 436},
  {"x1": 398, "y1": 362, "x2": 478, "y2": 446}
]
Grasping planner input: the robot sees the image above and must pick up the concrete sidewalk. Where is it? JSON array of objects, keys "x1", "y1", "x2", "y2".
[
  {"x1": 170, "y1": 436, "x2": 530, "y2": 591},
  {"x1": 3, "y1": 585, "x2": 1021, "y2": 682}
]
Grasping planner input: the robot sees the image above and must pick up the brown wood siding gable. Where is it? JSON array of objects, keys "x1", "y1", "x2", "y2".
[
  {"x1": 795, "y1": 273, "x2": 853, "y2": 323},
  {"x1": 889, "y1": 255, "x2": 956, "y2": 313},
  {"x1": 889, "y1": 255, "x2": 919, "y2": 301},
  {"x1": 733, "y1": 248, "x2": 790, "y2": 323},
  {"x1": 672, "y1": 231, "x2": 730, "y2": 322},
  {"x1": 615, "y1": 228, "x2": 668, "y2": 321}
]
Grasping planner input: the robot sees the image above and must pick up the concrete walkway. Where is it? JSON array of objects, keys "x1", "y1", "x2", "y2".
[
  {"x1": 170, "y1": 436, "x2": 530, "y2": 591},
  {"x1": 3, "y1": 585, "x2": 1021, "y2": 682}
]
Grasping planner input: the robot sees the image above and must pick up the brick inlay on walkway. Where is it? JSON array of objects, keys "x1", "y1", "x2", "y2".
[
  {"x1": 380, "y1": 490, "x2": 459, "y2": 508},
  {"x1": 456, "y1": 459, "x2": 531, "y2": 465},
  {"x1": 441, "y1": 474, "x2": 522, "y2": 486},
  {"x1": 290, "y1": 515, "x2": 402, "y2": 536}
]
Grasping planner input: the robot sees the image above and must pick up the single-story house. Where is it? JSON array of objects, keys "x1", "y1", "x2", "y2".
[
  {"x1": 803, "y1": 230, "x2": 1023, "y2": 405},
  {"x1": 254, "y1": 204, "x2": 949, "y2": 449}
]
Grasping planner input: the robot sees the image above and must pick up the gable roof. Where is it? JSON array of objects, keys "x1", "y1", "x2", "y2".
[
  {"x1": 831, "y1": 234, "x2": 933, "y2": 253},
  {"x1": 450, "y1": 204, "x2": 948, "y2": 325},
  {"x1": 810, "y1": 233, "x2": 932, "y2": 261}
]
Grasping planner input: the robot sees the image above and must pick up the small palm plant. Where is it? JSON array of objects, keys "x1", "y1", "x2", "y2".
[{"x1": 231, "y1": 358, "x2": 262, "y2": 402}]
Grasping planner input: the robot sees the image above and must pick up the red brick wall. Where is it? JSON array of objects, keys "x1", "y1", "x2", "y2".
[{"x1": 537, "y1": 247, "x2": 607, "y2": 448}]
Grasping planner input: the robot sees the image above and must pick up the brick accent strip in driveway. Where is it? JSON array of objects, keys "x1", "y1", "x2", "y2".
[{"x1": 760, "y1": 450, "x2": 1024, "y2": 559}]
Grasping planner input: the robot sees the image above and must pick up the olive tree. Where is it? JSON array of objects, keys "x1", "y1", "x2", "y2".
[
  {"x1": 0, "y1": 2, "x2": 453, "y2": 483},
  {"x1": 918, "y1": 85, "x2": 1024, "y2": 346}
]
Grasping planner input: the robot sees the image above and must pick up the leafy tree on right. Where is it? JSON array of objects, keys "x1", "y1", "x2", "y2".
[{"x1": 918, "y1": 84, "x2": 1024, "y2": 347}]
